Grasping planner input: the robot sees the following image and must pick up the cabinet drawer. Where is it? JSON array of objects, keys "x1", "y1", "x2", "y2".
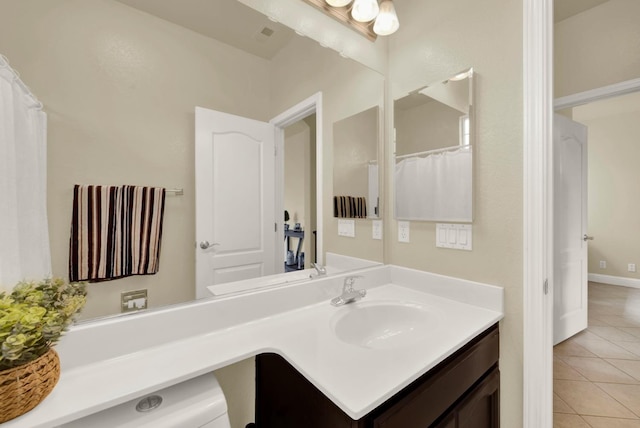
[{"x1": 373, "y1": 326, "x2": 499, "y2": 428}]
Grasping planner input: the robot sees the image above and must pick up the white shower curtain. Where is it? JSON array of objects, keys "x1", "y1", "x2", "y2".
[
  {"x1": 395, "y1": 148, "x2": 472, "y2": 221},
  {"x1": 0, "y1": 57, "x2": 51, "y2": 289}
]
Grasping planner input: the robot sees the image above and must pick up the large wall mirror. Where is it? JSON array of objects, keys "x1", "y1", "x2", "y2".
[
  {"x1": 332, "y1": 106, "x2": 381, "y2": 219},
  {"x1": 0, "y1": 0, "x2": 384, "y2": 321},
  {"x1": 394, "y1": 68, "x2": 474, "y2": 222}
]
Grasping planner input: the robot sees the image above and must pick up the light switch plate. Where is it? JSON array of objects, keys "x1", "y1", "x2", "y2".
[
  {"x1": 372, "y1": 220, "x2": 383, "y2": 240},
  {"x1": 436, "y1": 223, "x2": 472, "y2": 251},
  {"x1": 338, "y1": 219, "x2": 355, "y2": 237},
  {"x1": 398, "y1": 221, "x2": 410, "y2": 243}
]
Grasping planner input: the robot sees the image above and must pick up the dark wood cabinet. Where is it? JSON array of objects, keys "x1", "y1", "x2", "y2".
[
  {"x1": 256, "y1": 323, "x2": 499, "y2": 428},
  {"x1": 434, "y1": 368, "x2": 500, "y2": 428}
]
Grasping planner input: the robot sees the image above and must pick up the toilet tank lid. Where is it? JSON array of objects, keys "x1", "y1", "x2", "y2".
[{"x1": 60, "y1": 373, "x2": 229, "y2": 428}]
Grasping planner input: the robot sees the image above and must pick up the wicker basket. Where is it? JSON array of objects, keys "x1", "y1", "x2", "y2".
[{"x1": 0, "y1": 348, "x2": 60, "y2": 423}]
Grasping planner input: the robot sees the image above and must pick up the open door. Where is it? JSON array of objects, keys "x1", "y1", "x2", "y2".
[
  {"x1": 553, "y1": 113, "x2": 589, "y2": 345},
  {"x1": 195, "y1": 107, "x2": 276, "y2": 299}
]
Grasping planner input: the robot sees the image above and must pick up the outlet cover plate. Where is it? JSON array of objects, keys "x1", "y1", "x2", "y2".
[
  {"x1": 398, "y1": 221, "x2": 410, "y2": 243},
  {"x1": 338, "y1": 219, "x2": 355, "y2": 237},
  {"x1": 372, "y1": 220, "x2": 383, "y2": 240},
  {"x1": 121, "y1": 289, "x2": 148, "y2": 313}
]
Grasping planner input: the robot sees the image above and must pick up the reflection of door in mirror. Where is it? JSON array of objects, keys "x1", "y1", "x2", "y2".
[
  {"x1": 394, "y1": 69, "x2": 474, "y2": 222},
  {"x1": 194, "y1": 107, "x2": 277, "y2": 299},
  {"x1": 333, "y1": 106, "x2": 380, "y2": 219},
  {"x1": 284, "y1": 115, "x2": 317, "y2": 271}
]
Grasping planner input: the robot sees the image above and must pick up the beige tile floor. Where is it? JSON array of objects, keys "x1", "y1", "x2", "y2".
[{"x1": 554, "y1": 282, "x2": 640, "y2": 427}]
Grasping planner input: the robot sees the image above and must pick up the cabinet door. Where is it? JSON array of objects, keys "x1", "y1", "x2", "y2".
[
  {"x1": 437, "y1": 368, "x2": 500, "y2": 428},
  {"x1": 457, "y1": 368, "x2": 500, "y2": 428},
  {"x1": 373, "y1": 327, "x2": 500, "y2": 428},
  {"x1": 256, "y1": 353, "x2": 360, "y2": 428}
]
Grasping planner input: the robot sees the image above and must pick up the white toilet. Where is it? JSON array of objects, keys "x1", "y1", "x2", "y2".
[{"x1": 60, "y1": 373, "x2": 231, "y2": 428}]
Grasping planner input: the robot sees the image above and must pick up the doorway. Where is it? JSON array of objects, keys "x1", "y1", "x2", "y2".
[
  {"x1": 523, "y1": 2, "x2": 640, "y2": 425},
  {"x1": 194, "y1": 93, "x2": 322, "y2": 298},
  {"x1": 552, "y1": 87, "x2": 640, "y2": 426},
  {"x1": 271, "y1": 92, "x2": 324, "y2": 273},
  {"x1": 282, "y1": 114, "x2": 317, "y2": 271}
]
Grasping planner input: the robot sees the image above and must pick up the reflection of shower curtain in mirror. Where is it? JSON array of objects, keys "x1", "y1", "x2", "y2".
[
  {"x1": 0, "y1": 56, "x2": 51, "y2": 287},
  {"x1": 395, "y1": 148, "x2": 472, "y2": 221}
]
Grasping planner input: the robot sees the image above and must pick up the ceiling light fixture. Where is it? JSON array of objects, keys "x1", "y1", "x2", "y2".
[
  {"x1": 373, "y1": 0, "x2": 399, "y2": 36},
  {"x1": 326, "y1": 0, "x2": 353, "y2": 6},
  {"x1": 351, "y1": 0, "x2": 379, "y2": 22},
  {"x1": 303, "y1": 0, "x2": 399, "y2": 40}
]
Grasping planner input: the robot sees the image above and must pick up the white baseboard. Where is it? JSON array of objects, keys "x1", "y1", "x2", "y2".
[{"x1": 588, "y1": 273, "x2": 640, "y2": 289}]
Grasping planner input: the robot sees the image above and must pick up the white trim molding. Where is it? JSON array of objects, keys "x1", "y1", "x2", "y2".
[
  {"x1": 271, "y1": 92, "x2": 324, "y2": 267},
  {"x1": 588, "y1": 273, "x2": 640, "y2": 290},
  {"x1": 523, "y1": 0, "x2": 554, "y2": 427},
  {"x1": 554, "y1": 77, "x2": 640, "y2": 110}
]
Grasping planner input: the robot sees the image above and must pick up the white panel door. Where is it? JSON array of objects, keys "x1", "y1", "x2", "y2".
[
  {"x1": 195, "y1": 107, "x2": 276, "y2": 299},
  {"x1": 553, "y1": 113, "x2": 589, "y2": 345}
]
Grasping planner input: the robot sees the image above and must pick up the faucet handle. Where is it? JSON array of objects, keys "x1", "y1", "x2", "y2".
[
  {"x1": 311, "y1": 263, "x2": 327, "y2": 276},
  {"x1": 343, "y1": 275, "x2": 364, "y2": 289}
]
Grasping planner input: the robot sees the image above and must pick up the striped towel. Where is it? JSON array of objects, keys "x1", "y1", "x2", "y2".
[
  {"x1": 333, "y1": 196, "x2": 368, "y2": 218},
  {"x1": 69, "y1": 185, "x2": 166, "y2": 282}
]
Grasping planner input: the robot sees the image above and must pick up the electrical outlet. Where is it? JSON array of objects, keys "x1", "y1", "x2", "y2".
[
  {"x1": 338, "y1": 219, "x2": 355, "y2": 237},
  {"x1": 121, "y1": 289, "x2": 148, "y2": 313},
  {"x1": 599, "y1": 260, "x2": 607, "y2": 269},
  {"x1": 629, "y1": 263, "x2": 637, "y2": 273},
  {"x1": 372, "y1": 220, "x2": 383, "y2": 240},
  {"x1": 398, "y1": 221, "x2": 410, "y2": 243}
]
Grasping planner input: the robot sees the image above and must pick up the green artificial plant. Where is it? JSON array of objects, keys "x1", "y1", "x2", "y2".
[{"x1": 0, "y1": 278, "x2": 86, "y2": 370}]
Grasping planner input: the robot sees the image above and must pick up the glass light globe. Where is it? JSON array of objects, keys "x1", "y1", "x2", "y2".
[
  {"x1": 373, "y1": 0, "x2": 399, "y2": 35},
  {"x1": 351, "y1": 0, "x2": 379, "y2": 22}
]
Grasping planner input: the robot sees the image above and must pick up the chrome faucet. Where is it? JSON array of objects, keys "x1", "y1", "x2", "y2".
[
  {"x1": 311, "y1": 263, "x2": 327, "y2": 277},
  {"x1": 331, "y1": 276, "x2": 366, "y2": 306}
]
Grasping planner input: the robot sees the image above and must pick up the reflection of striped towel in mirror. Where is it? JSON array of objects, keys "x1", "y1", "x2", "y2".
[
  {"x1": 69, "y1": 185, "x2": 166, "y2": 282},
  {"x1": 333, "y1": 196, "x2": 368, "y2": 218}
]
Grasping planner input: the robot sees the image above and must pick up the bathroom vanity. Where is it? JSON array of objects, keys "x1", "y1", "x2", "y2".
[
  {"x1": 256, "y1": 324, "x2": 499, "y2": 427},
  {"x1": 3, "y1": 265, "x2": 502, "y2": 428}
]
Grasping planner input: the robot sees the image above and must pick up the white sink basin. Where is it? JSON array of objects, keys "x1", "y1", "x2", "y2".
[{"x1": 331, "y1": 301, "x2": 440, "y2": 350}]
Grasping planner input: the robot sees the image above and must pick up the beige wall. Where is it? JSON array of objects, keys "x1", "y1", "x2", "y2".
[
  {"x1": 333, "y1": 106, "x2": 379, "y2": 198},
  {"x1": 555, "y1": 0, "x2": 640, "y2": 98},
  {"x1": 395, "y1": 100, "x2": 461, "y2": 155},
  {"x1": 573, "y1": 94, "x2": 640, "y2": 279},
  {"x1": 0, "y1": 0, "x2": 272, "y2": 321},
  {"x1": 386, "y1": 0, "x2": 523, "y2": 426},
  {"x1": 270, "y1": 35, "x2": 385, "y2": 263}
]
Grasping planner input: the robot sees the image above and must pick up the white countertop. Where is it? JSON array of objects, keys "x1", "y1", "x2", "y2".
[{"x1": 3, "y1": 265, "x2": 503, "y2": 427}]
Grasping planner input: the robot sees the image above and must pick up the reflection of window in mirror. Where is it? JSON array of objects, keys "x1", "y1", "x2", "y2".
[
  {"x1": 460, "y1": 115, "x2": 470, "y2": 147},
  {"x1": 333, "y1": 106, "x2": 380, "y2": 219}
]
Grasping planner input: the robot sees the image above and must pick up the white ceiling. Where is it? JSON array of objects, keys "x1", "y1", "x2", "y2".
[
  {"x1": 114, "y1": 0, "x2": 295, "y2": 59},
  {"x1": 554, "y1": 0, "x2": 610, "y2": 22}
]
